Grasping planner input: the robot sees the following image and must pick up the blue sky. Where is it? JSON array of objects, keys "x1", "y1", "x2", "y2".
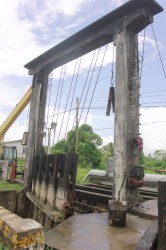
[{"x1": 0, "y1": 0, "x2": 166, "y2": 155}]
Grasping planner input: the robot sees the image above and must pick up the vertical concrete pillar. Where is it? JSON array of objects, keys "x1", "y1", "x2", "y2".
[
  {"x1": 113, "y1": 27, "x2": 140, "y2": 207},
  {"x1": 158, "y1": 179, "x2": 166, "y2": 250},
  {"x1": 24, "y1": 70, "x2": 48, "y2": 190}
]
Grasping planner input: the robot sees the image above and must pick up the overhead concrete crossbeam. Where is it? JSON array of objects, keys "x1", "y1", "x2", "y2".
[{"x1": 24, "y1": 0, "x2": 163, "y2": 75}]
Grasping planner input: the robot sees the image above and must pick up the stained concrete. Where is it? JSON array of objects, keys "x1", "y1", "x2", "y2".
[
  {"x1": 130, "y1": 199, "x2": 158, "y2": 220},
  {"x1": 45, "y1": 213, "x2": 151, "y2": 250}
]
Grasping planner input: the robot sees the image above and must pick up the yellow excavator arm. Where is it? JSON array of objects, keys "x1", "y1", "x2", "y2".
[{"x1": 0, "y1": 86, "x2": 32, "y2": 143}]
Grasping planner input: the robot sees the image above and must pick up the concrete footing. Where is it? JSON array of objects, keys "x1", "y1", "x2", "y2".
[{"x1": 0, "y1": 206, "x2": 44, "y2": 249}]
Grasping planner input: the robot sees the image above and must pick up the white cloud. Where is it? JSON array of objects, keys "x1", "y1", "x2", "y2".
[
  {"x1": 102, "y1": 135, "x2": 114, "y2": 146},
  {"x1": 140, "y1": 107, "x2": 166, "y2": 155}
]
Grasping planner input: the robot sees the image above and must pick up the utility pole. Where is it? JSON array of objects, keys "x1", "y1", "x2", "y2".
[{"x1": 75, "y1": 97, "x2": 79, "y2": 154}]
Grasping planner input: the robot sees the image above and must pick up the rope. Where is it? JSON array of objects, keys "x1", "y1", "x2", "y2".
[
  {"x1": 110, "y1": 43, "x2": 115, "y2": 86},
  {"x1": 84, "y1": 44, "x2": 108, "y2": 124}
]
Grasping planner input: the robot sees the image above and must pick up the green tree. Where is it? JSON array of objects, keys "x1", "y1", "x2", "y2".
[
  {"x1": 153, "y1": 150, "x2": 166, "y2": 160},
  {"x1": 99, "y1": 142, "x2": 114, "y2": 169},
  {"x1": 101, "y1": 142, "x2": 114, "y2": 159},
  {"x1": 52, "y1": 124, "x2": 103, "y2": 169}
]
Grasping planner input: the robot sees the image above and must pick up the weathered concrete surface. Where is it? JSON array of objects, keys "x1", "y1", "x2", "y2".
[
  {"x1": 45, "y1": 213, "x2": 151, "y2": 250},
  {"x1": 135, "y1": 220, "x2": 158, "y2": 250},
  {"x1": 0, "y1": 206, "x2": 44, "y2": 249},
  {"x1": 0, "y1": 190, "x2": 17, "y2": 213},
  {"x1": 129, "y1": 199, "x2": 158, "y2": 220},
  {"x1": 0, "y1": 189, "x2": 28, "y2": 218}
]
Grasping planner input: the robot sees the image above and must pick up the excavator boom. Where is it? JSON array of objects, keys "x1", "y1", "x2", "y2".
[{"x1": 0, "y1": 86, "x2": 32, "y2": 143}]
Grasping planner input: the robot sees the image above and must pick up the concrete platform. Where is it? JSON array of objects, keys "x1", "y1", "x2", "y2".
[
  {"x1": 130, "y1": 199, "x2": 158, "y2": 220},
  {"x1": 45, "y1": 213, "x2": 151, "y2": 250}
]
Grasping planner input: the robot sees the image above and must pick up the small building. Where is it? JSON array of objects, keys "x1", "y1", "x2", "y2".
[{"x1": 4, "y1": 140, "x2": 26, "y2": 158}]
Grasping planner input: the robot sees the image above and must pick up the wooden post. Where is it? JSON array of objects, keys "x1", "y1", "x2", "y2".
[
  {"x1": 24, "y1": 70, "x2": 48, "y2": 190},
  {"x1": 158, "y1": 178, "x2": 166, "y2": 250},
  {"x1": 113, "y1": 27, "x2": 140, "y2": 208}
]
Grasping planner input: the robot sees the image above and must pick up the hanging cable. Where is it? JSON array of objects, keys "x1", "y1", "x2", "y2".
[
  {"x1": 106, "y1": 43, "x2": 115, "y2": 116},
  {"x1": 79, "y1": 48, "x2": 101, "y2": 124},
  {"x1": 64, "y1": 57, "x2": 82, "y2": 138},
  {"x1": 52, "y1": 65, "x2": 66, "y2": 145},
  {"x1": 43, "y1": 72, "x2": 53, "y2": 146},
  {"x1": 51, "y1": 66, "x2": 65, "y2": 146},
  {"x1": 72, "y1": 49, "x2": 97, "y2": 130},
  {"x1": 84, "y1": 44, "x2": 108, "y2": 124},
  {"x1": 25, "y1": 103, "x2": 30, "y2": 132},
  {"x1": 151, "y1": 23, "x2": 166, "y2": 80},
  {"x1": 139, "y1": 26, "x2": 146, "y2": 82},
  {"x1": 52, "y1": 67, "x2": 64, "y2": 124},
  {"x1": 45, "y1": 72, "x2": 53, "y2": 127},
  {"x1": 57, "y1": 59, "x2": 79, "y2": 142}
]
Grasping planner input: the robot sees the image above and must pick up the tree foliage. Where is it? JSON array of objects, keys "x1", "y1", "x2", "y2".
[
  {"x1": 52, "y1": 124, "x2": 103, "y2": 169},
  {"x1": 143, "y1": 150, "x2": 166, "y2": 173}
]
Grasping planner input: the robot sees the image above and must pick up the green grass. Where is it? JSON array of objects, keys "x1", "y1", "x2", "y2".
[
  {"x1": 0, "y1": 243, "x2": 8, "y2": 250},
  {"x1": 76, "y1": 167, "x2": 90, "y2": 184},
  {"x1": 0, "y1": 181, "x2": 23, "y2": 191}
]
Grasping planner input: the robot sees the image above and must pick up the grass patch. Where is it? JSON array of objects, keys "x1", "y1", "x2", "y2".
[
  {"x1": 0, "y1": 181, "x2": 23, "y2": 191},
  {"x1": 76, "y1": 167, "x2": 90, "y2": 184},
  {"x1": 0, "y1": 243, "x2": 8, "y2": 250}
]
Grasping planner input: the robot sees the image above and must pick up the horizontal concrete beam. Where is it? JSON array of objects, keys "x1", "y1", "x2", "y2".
[
  {"x1": 0, "y1": 206, "x2": 44, "y2": 249},
  {"x1": 24, "y1": 0, "x2": 163, "y2": 75}
]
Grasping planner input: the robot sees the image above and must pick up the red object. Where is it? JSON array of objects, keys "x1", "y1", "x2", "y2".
[
  {"x1": 10, "y1": 162, "x2": 16, "y2": 181},
  {"x1": 133, "y1": 137, "x2": 143, "y2": 151},
  {"x1": 137, "y1": 137, "x2": 143, "y2": 151},
  {"x1": 128, "y1": 177, "x2": 144, "y2": 188}
]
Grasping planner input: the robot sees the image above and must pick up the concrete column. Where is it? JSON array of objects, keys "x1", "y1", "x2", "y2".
[
  {"x1": 113, "y1": 27, "x2": 140, "y2": 207},
  {"x1": 24, "y1": 71, "x2": 48, "y2": 190}
]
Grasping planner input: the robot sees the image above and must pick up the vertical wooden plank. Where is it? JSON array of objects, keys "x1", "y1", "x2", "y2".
[
  {"x1": 32, "y1": 155, "x2": 39, "y2": 194},
  {"x1": 158, "y1": 179, "x2": 166, "y2": 250},
  {"x1": 24, "y1": 70, "x2": 48, "y2": 190},
  {"x1": 39, "y1": 155, "x2": 47, "y2": 201},
  {"x1": 44, "y1": 155, "x2": 54, "y2": 203}
]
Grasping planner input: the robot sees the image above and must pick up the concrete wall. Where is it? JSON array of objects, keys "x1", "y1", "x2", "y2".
[{"x1": 0, "y1": 190, "x2": 28, "y2": 217}]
